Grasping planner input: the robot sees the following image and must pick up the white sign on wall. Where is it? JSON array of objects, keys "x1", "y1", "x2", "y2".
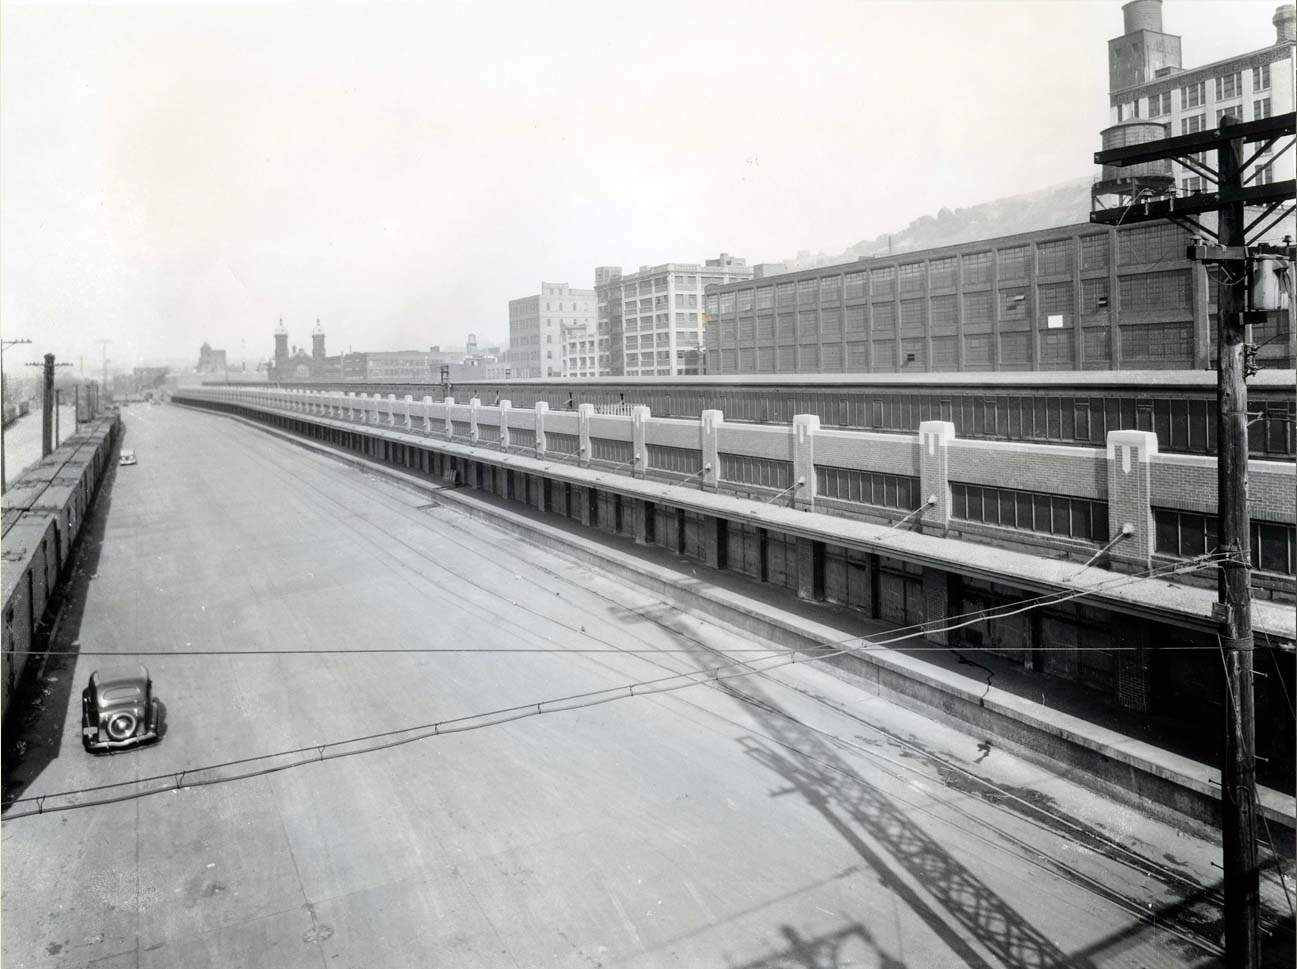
[{"x1": 1047, "y1": 314, "x2": 1064, "y2": 329}]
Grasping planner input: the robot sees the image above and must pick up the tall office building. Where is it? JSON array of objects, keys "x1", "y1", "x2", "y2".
[
  {"x1": 620, "y1": 254, "x2": 752, "y2": 377},
  {"x1": 508, "y1": 282, "x2": 596, "y2": 378}
]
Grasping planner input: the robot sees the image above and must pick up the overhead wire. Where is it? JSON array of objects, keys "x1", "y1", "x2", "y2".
[
  {"x1": 55, "y1": 397, "x2": 1290, "y2": 935},
  {"x1": 12, "y1": 412, "x2": 1287, "y2": 940},
  {"x1": 3, "y1": 554, "x2": 1224, "y2": 819}
]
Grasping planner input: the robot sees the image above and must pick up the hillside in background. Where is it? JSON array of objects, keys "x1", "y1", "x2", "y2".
[{"x1": 773, "y1": 175, "x2": 1095, "y2": 271}]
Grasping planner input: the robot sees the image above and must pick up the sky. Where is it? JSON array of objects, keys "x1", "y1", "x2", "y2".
[{"x1": 0, "y1": 0, "x2": 1282, "y2": 373}]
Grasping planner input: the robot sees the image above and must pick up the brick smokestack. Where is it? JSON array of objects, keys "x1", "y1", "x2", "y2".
[{"x1": 1276, "y1": 4, "x2": 1296, "y2": 43}]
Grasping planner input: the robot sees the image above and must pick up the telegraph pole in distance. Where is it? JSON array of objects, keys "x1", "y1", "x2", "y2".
[
  {"x1": 97, "y1": 339, "x2": 111, "y2": 400},
  {"x1": 1093, "y1": 110, "x2": 1294, "y2": 968},
  {"x1": 1, "y1": 336, "x2": 33, "y2": 493}
]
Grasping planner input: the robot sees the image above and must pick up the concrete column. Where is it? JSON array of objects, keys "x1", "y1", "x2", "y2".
[
  {"x1": 631, "y1": 405, "x2": 650, "y2": 478},
  {"x1": 535, "y1": 401, "x2": 549, "y2": 457},
  {"x1": 422, "y1": 396, "x2": 434, "y2": 433},
  {"x1": 577, "y1": 402, "x2": 593, "y2": 467},
  {"x1": 1106, "y1": 429, "x2": 1158, "y2": 570},
  {"x1": 469, "y1": 398, "x2": 481, "y2": 444},
  {"x1": 386, "y1": 394, "x2": 398, "y2": 426},
  {"x1": 919, "y1": 420, "x2": 956, "y2": 530},
  {"x1": 792, "y1": 414, "x2": 819, "y2": 510},
  {"x1": 345, "y1": 392, "x2": 355, "y2": 421},
  {"x1": 532, "y1": 474, "x2": 546, "y2": 512},
  {"x1": 498, "y1": 400, "x2": 511, "y2": 449},
  {"x1": 358, "y1": 393, "x2": 369, "y2": 423},
  {"x1": 795, "y1": 537, "x2": 817, "y2": 601},
  {"x1": 633, "y1": 498, "x2": 649, "y2": 545},
  {"x1": 1115, "y1": 617, "x2": 1152, "y2": 712},
  {"x1": 701, "y1": 409, "x2": 723, "y2": 491},
  {"x1": 443, "y1": 396, "x2": 454, "y2": 439},
  {"x1": 403, "y1": 395, "x2": 413, "y2": 429},
  {"x1": 573, "y1": 484, "x2": 591, "y2": 525},
  {"x1": 701, "y1": 517, "x2": 723, "y2": 569},
  {"x1": 921, "y1": 568, "x2": 950, "y2": 644}
]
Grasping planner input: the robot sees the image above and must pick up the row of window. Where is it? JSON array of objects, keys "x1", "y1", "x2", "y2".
[
  {"x1": 1154, "y1": 510, "x2": 1295, "y2": 576},
  {"x1": 815, "y1": 467, "x2": 922, "y2": 512},
  {"x1": 701, "y1": 228, "x2": 1201, "y2": 316},
  {"x1": 952, "y1": 483, "x2": 1109, "y2": 543},
  {"x1": 719, "y1": 452, "x2": 794, "y2": 491},
  {"x1": 1128, "y1": 65, "x2": 1270, "y2": 119}
]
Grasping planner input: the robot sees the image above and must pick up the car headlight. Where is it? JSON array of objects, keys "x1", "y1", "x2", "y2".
[{"x1": 105, "y1": 712, "x2": 137, "y2": 740}]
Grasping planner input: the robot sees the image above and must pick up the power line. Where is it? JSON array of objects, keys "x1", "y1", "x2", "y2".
[
  {"x1": 3, "y1": 556, "x2": 1221, "y2": 820},
  {"x1": 15, "y1": 641, "x2": 1271, "y2": 657}
]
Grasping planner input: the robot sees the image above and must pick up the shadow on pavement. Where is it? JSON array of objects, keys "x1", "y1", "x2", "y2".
[
  {"x1": 730, "y1": 922, "x2": 907, "y2": 969},
  {"x1": 2, "y1": 462, "x2": 117, "y2": 811}
]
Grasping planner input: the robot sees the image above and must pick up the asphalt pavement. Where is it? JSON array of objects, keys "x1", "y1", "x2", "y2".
[{"x1": 2, "y1": 402, "x2": 1291, "y2": 968}]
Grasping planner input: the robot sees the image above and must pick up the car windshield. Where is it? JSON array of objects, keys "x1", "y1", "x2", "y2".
[{"x1": 100, "y1": 685, "x2": 141, "y2": 703}]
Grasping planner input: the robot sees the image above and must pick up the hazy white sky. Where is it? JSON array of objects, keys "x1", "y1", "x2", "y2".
[{"x1": 0, "y1": 0, "x2": 1281, "y2": 371}]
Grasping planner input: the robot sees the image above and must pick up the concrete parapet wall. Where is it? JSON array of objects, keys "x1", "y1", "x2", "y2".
[
  {"x1": 813, "y1": 430, "x2": 919, "y2": 476},
  {"x1": 948, "y1": 439, "x2": 1108, "y2": 499},
  {"x1": 1, "y1": 416, "x2": 119, "y2": 716},
  {"x1": 175, "y1": 386, "x2": 1297, "y2": 596}
]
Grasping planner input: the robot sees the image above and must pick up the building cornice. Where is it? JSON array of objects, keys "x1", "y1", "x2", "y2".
[{"x1": 1109, "y1": 42, "x2": 1294, "y2": 105}]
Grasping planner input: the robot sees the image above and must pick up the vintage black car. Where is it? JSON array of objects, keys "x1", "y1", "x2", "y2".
[{"x1": 82, "y1": 666, "x2": 160, "y2": 753}]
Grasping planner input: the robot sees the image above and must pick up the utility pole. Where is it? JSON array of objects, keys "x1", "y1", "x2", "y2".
[
  {"x1": 97, "y1": 339, "x2": 110, "y2": 401},
  {"x1": 1093, "y1": 111, "x2": 1294, "y2": 968},
  {"x1": 1, "y1": 336, "x2": 33, "y2": 493},
  {"x1": 26, "y1": 354, "x2": 55, "y2": 458}
]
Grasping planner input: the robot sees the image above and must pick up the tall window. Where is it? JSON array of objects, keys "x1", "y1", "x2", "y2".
[
  {"x1": 1215, "y1": 72, "x2": 1241, "y2": 101},
  {"x1": 1148, "y1": 91, "x2": 1172, "y2": 117},
  {"x1": 1180, "y1": 81, "x2": 1204, "y2": 109},
  {"x1": 1181, "y1": 114, "x2": 1204, "y2": 135},
  {"x1": 1253, "y1": 98, "x2": 1272, "y2": 120},
  {"x1": 1254, "y1": 63, "x2": 1271, "y2": 91}
]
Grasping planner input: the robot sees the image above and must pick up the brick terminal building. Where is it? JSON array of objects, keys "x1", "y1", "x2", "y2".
[{"x1": 701, "y1": 221, "x2": 1295, "y2": 375}]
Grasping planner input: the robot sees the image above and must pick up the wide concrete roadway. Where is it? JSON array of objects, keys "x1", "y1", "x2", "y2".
[{"x1": 1, "y1": 402, "x2": 1288, "y2": 969}]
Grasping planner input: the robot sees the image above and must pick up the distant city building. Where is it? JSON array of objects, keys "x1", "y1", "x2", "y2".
[
  {"x1": 196, "y1": 343, "x2": 228, "y2": 373},
  {"x1": 1100, "y1": 0, "x2": 1294, "y2": 225},
  {"x1": 273, "y1": 318, "x2": 289, "y2": 378},
  {"x1": 508, "y1": 282, "x2": 596, "y2": 378},
  {"x1": 702, "y1": 221, "x2": 1294, "y2": 375},
  {"x1": 561, "y1": 321, "x2": 599, "y2": 378},
  {"x1": 594, "y1": 266, "x2": 623, "y2": 376},
  {"x1": 620, "y1": 254, "x2": 752, "y2": 377},
  {"x1": 365, "y1": 350, "x2": 434, "y2": 382}
]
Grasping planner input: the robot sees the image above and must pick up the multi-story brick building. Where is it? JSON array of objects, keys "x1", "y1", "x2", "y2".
[
  {"x1": 1106, "y1": 0, "x2": 1295, "y2": 199},
  {"x1": 507, "y1": 282, "x2": 596, "y2": 378},
  {"x1": 594, "y1": 266, "x2": 623, "y2": 376},
  {"x1": 365, "y1": 350, "x2": 434, "y2": 382},
  {"x1": 702, "y1": 220, "x2": 1294, "y2": 375},
  {"x1": 621, "y1": 254, "x2": 752, "y2": 377},
  {"x1": 560, "y1": 321, "x2": 599, "y2": 378}
]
